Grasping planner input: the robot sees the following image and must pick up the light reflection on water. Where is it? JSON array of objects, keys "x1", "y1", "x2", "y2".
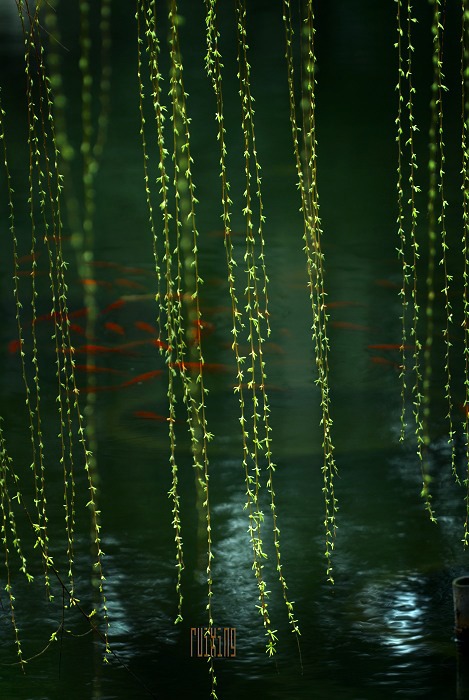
[{"x1": 354, "y1": 575, "x2": 427, "y2": 656}]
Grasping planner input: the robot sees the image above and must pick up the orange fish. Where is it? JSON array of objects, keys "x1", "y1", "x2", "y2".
[
  {"x1": 104, "y1": 321, "x2": 125, "y2": 336},
  {"x1": 45, "y1": 234, "x2": 71, "y2": 244},
  {"x1": 189, "y1": 319, "x2": 215, "y2": 344},
  {"x1": 164, "y1": 291, "x2": 192, "y2": 303},
  {"x1": 16, "y1": 270, "x2": 46, "y2": 278},
  {"x1": 367, "y1": 343, "x2": 415, "y2": 351},
  {"x1": 264, "y1": 342, "x2": 285, "y2": 355},
  {"x1": 69, "y1": 323, "x2": 87, "y2": 336},
  {"x1": 369, "y1": 356, "x2": 401, "y2": 369},
  {"x1": 134, "y1": 321, "x2": 157, "y2": 336},
  {"x1": 120, "y1": 265, "x2": 153, "y2": 277},
  {"x1": 102, "y1": 299, "x2": 126, "y2": 314},
  {"x1": 192, "y1": 319, "x2": 215, "y2": 333},
  {"x1": 91, "y1": 260, "x2": 120, "y2": 270},
  {"x1": 80, "y1": 278, "x2": 113, "y2": 289},
  {"x1": 34, "y1": 311, "x2": 63, "y2": 324},
  {"x1": 69, "y1": 307, "x2": 89, "y2": 320},
  {"x1": 17, "y1": 252, "x2": 41, "y2": 265},
  {"x1": 91, "y1": 261, "x2": 152, "y2": 277},
  {"x1": 34, "y1": 307, "x2": 88, "y2": 324},
  {"x1": 329, "y1": 321, "x2": 370, "y2": 332},
  {"x1": 133, "y1": 410, "x2": 171, "y2": 422},
  {"x1": 114, "y1": 278, "x2": 147, "y2": 291},
  {"x1": 375, "y1": 279, "x2": 400, "y2": 289},
  {"x1": 118, "y1": 338, "x2": 170, "y2": 351},
  {"x1": 120, "y1": 293, "x2": 154, "y2": 303},
  {"x1": 122, "y1": 370, "x2": 164, "y2": 387},
  {"x1": 8, "y1": 339, "x2": 21, "y2": 354}
]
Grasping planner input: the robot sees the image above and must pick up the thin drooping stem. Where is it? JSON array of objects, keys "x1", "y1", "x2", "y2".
[
  {"x1": 461, "y1": 0, "x2": 469, "y2": 543},
  {"x1": 282, "y1": 0, "x2": 337, "y2": 581},
  {"x1": 204, "y1": 0, "x2": 278, "y2": 659},
  {"x1": 235, "y1": 0, "x2": 301, "y2": 657}
]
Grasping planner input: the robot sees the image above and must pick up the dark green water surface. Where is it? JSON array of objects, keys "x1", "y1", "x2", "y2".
[{"x1": 0, "y1": 2, "x2": 468, "y2": 699}]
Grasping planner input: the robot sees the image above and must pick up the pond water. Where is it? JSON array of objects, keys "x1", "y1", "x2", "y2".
[{"x1": 0, "y1": 2, "x2": 468, "y2": 699}]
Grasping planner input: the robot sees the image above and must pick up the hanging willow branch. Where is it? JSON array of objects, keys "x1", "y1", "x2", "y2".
[
  {"x1": 282, "y1": 0, "x2": 337, "y2": 581},
  {"x1": 136, "y1": 1, "x2": 219, "y2": 692},
  {"x1": 422, "y1": 15, "x2": 439, "y2": 459},
  {"x1": 204, "y1": 0, "x2": 275, "y2": 658},
  {"x1": 235, "y1": 0, "x2": 301, "y2": 655},
  {"x1": 461, "y1": 0, "x2": 469, "y2": 544},
  {"x1": 395, "y1": 0, "x2": 410, "y2": 445},
  {"x1": 136, "y1": 0, "x2": 186, "y2": 622},
  {"x1": 8, "y1": 0, "x2": 111, "y2": 660},
  {"x1": 0, "y1": 419, "x2": 30, "y2": 671},
  {"x1": 405, "y1": 0, "x2": 426, "y2": 508},
  {"x1": 395, "y1": 0, "x2": 439, "y2": 520},
  {"x1": 168, "y1": 5, "x2": 218, "y2": 693},
  {"x1": 430, "y1": 0, "x2": 455, "y2": 476}
]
